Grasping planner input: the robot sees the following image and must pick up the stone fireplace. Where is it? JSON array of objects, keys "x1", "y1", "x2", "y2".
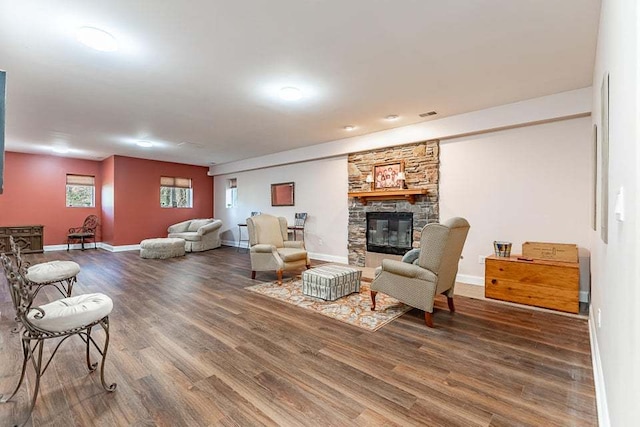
[
  {"x1": 347, "y1": 140, "x2": 439, "y2": 267},
  {"x1": 366, "y1": 212, "x2": 413, "y2": 255}
]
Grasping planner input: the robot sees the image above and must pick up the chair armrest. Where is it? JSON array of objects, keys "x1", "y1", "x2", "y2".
[
  {"x1": 251, "y1": 244, "x2": 276, "y2": 253},
  {"x1": 381, "y1": 259, "x2": 437, "y2": 282},
  {"x1": 283, "y1": 241, "x2": 305, "y2": 249},
  {"x1": 168, "y1": 220, "x2": 191, "y2": 233},
  {"x1": 68, "y1": 227, "x2": 83, "y2": 234},
  {"x1": 198, "y1": 220, "x2": 222, "y2": 236}
]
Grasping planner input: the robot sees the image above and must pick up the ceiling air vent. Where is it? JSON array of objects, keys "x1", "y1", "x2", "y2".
[{"x1": 419, "y1": 111, "x2": 437, "y2": 118}]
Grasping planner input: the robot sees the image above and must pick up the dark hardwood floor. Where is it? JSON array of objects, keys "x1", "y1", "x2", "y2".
[{"x1": 0, "y1": 247, "x2": 596, "y2": 426}]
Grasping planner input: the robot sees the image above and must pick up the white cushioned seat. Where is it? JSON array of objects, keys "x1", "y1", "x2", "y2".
[
  {"x1": 26, "y1": 261, "x2": 81, "y2": 284},
  {"x1": 164, "y1": 232, "x2": 201, "y2": 242},
  {"x1": 27, "y1": 293, "x2": 113, "y2": 332}
]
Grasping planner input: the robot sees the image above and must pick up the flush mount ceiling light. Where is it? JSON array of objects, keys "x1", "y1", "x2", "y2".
[
  {"x1": 344, "y1": 125, "x2": 356, "y2": 131},
  {"x1": 52, "y1": 147, "x2": 70, "y2": 154},
  {"x1": 385, "y1": 115, "x2": 399, "y2": 121},
  {"x1": 76, "y1": 26, "x2": 119, "y2": 52},
  {"x1": 136, "y1": 140, "x2": 153, "y2": 148},
  {"x1": 279, "y1": 86, "x2": 303, "y2": 101}
]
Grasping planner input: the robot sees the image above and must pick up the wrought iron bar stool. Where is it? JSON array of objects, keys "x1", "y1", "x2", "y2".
[
  {"x1": 9, "y1": 236, "x2": 79, "y2": 298},
  {"x1": 0, "y1": 253, "x2": 117, "y2": 427}
]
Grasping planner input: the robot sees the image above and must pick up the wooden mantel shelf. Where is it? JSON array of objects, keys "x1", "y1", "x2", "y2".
[{"x1": 348, "y1": 189, "x2": 428, "y2": 205}]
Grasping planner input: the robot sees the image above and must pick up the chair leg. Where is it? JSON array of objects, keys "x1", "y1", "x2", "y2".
[
  {"x1": 21, "y1": 339, "x2": 45, "y2": 427},
  {"x1": 447, "y1": 296, "x2": 455, "y2": 313},
  {"x1": 251, "y1": 271, "x2": 256, "y2": 280},
  {"x1": 99, "y1": 318, "x2": 117, "y2": 392},
  {"x1": 65, "y1": 276, "x2": 77, "y2": 297},
  {"x1": 86, "y1": 327, "x2": 97, "y2": 372},
  {"x1": 1, "y1": 339, "x2": 30, "y2": 404},
  {"x1": 424, "y1": 312, "x2": 434, "y2": 328},
  {"x1": 370, "y1": 290, "x2": 377, "y2": 310},
  {"x1": 277, "y1": 270, "x2": 283, "y2": 285}
]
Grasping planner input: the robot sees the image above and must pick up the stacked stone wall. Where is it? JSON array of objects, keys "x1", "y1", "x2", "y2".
[{"x1": 347, "y1": 140, "x2": 439, "y2": 266}]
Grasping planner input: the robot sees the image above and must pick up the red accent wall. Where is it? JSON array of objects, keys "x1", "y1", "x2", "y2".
[
  {"x1": 0, "y1": 152, "x2": 102, "y2": 245},
  {"x1": 0, "y1": 152, "x2": 214, "y2": 247},
  {"x1": 101, "y1": 156, "x2": 115, "y2": 244},
  {"x1": 111, "y1": 156, "x2": 213, "y2": 245}
]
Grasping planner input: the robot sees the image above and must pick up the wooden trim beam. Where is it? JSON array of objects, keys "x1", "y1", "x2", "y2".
[{"x1": 347, "y1": 189, "x2": 428, "y2": 205}]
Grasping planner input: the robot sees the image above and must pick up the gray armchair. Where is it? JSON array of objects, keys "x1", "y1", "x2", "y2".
[
  {"x1": 167, "y1": 218, "x2": 223, "y2": 252},
  {"x1": 371, "y1": 217, "x2": 470, "y2": 328},
  {"x1": 246, "y1": 214, "x2": 310, "y2": 283}
]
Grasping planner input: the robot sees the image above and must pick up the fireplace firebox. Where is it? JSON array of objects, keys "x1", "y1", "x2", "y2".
[{"x1": 366, "y1": 212, "x2": 413, "y2": 255}]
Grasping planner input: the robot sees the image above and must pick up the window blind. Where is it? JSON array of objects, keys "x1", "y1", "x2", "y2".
[
  {"x1": 161, "y1": 176, "x2": 192, "y2": 188},
  {"x1": 66, "y1": 174, "x2": 95, "y2": 186}
]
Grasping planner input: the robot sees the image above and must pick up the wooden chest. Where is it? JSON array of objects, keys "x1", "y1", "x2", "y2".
[
  {"x1": 0, "y1": 225, "x2": 44, "y2": 254},
  {"x1": 485, "y1": 255, "x2": 579, "y2": 314}
]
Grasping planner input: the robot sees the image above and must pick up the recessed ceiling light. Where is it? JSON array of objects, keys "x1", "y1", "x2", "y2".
[
  {"x1": 52, "y1": 147, "x2": 70, "y2": 154},
  {"x1": 136, "y1": 140, "x2": 153, "y2": 148},
  {"x1": 344, "y1": 125, "x2": 356, "y2": 131},
  {"x1": 76, "y1": 27, "x2": 119, "y2": 52},
  {"x1": 385, "y1": 115, "x2": 399, "y2": 121},
  {"x1": 279, "y1": 87, "x2": 303, "y2": 101}
]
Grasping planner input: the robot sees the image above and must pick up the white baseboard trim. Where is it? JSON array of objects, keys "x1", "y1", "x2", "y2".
[
  {"x1": 44, "y1": 243, "x2": 99, "y2": 252},
  {"x1": 98, "y1": 243, "x2": 141, "y2": 252},
  {"x1": 45, "y1": 242, "x2": 142, "y2": 252},
  {"x1": 222, "y1": 239, "x2": 242, "y2": 248},
  {"x1": 589, "y1": 309, "x2": 610, "y2": 427},
  {"x1": 456, "y1": 274, "x2": 484, "y2": 286}
]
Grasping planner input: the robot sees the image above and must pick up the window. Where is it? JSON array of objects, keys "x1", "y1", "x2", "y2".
[
  {"x1": 160, "y1": 176, "x2": 193, "y2": 208},
  {"x1": 225, "y1": 178, "x2": 237, "y2": 208},
  {"x1": 66, "y1": 174, "x2": 95, "y2": 207}
]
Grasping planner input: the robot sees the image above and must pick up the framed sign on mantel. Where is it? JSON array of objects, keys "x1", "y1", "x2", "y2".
[{"x1": 373, "y1": 161, "x2": 405, "y2": 190}]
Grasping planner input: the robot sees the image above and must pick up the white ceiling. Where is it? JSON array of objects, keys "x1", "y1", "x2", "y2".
[{"x1": 0, "y1": 0, "x2": 601, "y2": 166}]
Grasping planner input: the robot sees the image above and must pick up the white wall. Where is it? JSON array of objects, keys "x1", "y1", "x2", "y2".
[
  {"x1": 440, "y1": 117, "x2": 592, "y2": 293},
  {"x1": 213, "y1": 156, "x2": 349, "y2": 263},
  {"x1": 589, "y1": 0, "x2": 640, "y2": 426},
  {"x1": 210, "y1": 88, "x2": 591, "y2": 175}
]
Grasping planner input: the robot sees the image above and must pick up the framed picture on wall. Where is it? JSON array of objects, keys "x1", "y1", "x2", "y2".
[
  {"x1": 271, "y1": 182, "x2": 295, "y2": 206},
  {"x1": 373, "y1": 161, "x2": 404, "y2": 190},
  {"x1": 592, "y1": 124, "x2": 598, "y2": 231},
  {"x1": 600, "y1": 73, "x2": 609, "y2": 244}
]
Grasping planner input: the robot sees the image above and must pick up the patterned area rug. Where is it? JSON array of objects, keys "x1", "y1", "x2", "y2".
[{"x1": 245, "y1": 279, "x2": 411, "y2": 331}]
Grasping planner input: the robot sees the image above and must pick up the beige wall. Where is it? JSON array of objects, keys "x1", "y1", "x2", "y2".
[
  {"x1": 213, "y1": 156, "x2": 349, "y2": 263},
  {"x1": 440, "y1": 117, "x2": 592, "y2": 289},
  {"x1": 588, "y1": 0, "x2": 640, "y2": 425}
]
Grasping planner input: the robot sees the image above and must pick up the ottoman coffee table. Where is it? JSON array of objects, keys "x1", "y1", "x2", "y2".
[
  {"x1": 302, "y1": 265, "x2": 362, "y2": 301},
  {"x1": 140, "y1": 238, "x2": 186, "y2": 259}
]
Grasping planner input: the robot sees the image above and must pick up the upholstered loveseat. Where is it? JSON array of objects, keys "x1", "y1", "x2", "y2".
[{"x1": 167, "y1": 218, "x2": 223, "y2": 252}]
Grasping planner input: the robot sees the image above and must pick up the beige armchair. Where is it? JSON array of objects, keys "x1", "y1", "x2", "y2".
[
  {"x1": 246, "y1": 214, "x2": 310, "y2": 283},
  {"x1": 371, "y1": 217, "x2": 470, "y2": 328},
  {"x1": 167, "y1": 218, "x2": 223, "y2": 252}
]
